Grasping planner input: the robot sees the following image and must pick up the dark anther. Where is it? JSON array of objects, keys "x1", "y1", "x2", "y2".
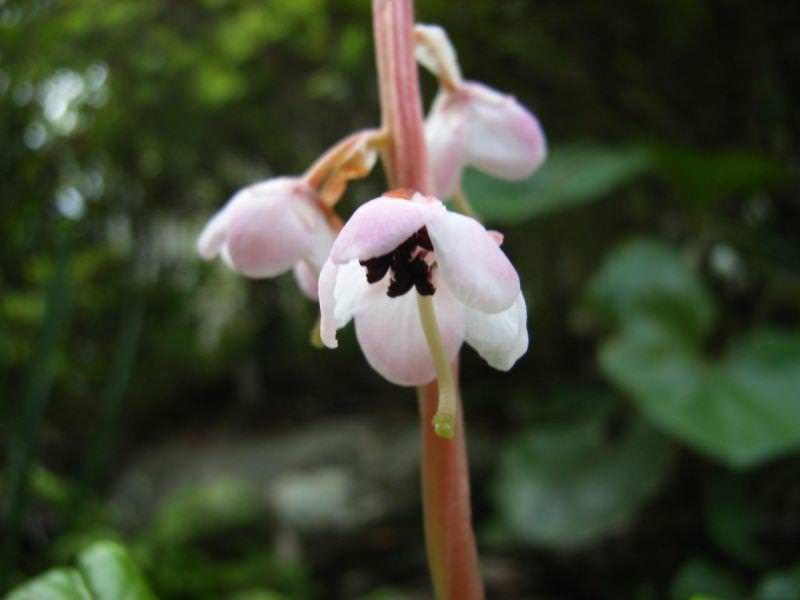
[
  {"x1": 414, "y1": 228, "x2": 433, "y2": 251},
  {"x1": 361, "y1": 255, "x2": 391, "y2": 283},
  {"x1": 360, "y1": 227, "x2": 436, "y2": 298},
  {"x1": 409, "y1": 258, "x2": 435, "y2": 295},
  {"x1": 387, "y1": 268, "x2": 414, "y2": 297}
]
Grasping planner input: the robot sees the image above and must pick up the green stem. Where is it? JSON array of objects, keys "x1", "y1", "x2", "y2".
[
  {"x1": 81, "y1": 290, "x2": 145, "y2": 488},
  {"x1": 1, "y1": 231, "x2": 72, "y2": 586}
]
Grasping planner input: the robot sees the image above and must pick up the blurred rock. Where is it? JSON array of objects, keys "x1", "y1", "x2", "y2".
[{"x1": 111, "y1": 418, "x2": 425, "y2": 535}]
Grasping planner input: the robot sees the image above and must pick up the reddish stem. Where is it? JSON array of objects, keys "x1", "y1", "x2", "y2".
[
  {"x1": 372, "y1": 1, "x2": 484, "y2": 598},
  {"x1": 419, "y1": 372, "x2": 484, "y2": 600},
  {"x1": 372, "y1": 0, "x2": 429, "y2": 192}
]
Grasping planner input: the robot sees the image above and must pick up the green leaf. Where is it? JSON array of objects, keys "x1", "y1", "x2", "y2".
[
  {"x1": 601, "y1": 321, "x2": 800, "y2": 468},
  {"x1": 652, "y1": 146, "x2": 789, "y2": 204},
  {"x1": 77, "y1": 541, "x2": 156, "y2": 600},
  {"x1": 491, "y1": 416, "x2": 671, "y2": 549},
  {"x1": 463, "y1": 144, "x2": 652, "y2": 224},
  {"x1": 585, "y1": 239, "x2": 714, "y2": 343},
  {"x1": 6, "y1": 542, "x2": 155, "y2": 600},
  {"x1": 6, "y1": 569, "x2": 92, "y2": 600},
  {"x1": 670, "y1": 558, "x2": 746, "y2": 600}
]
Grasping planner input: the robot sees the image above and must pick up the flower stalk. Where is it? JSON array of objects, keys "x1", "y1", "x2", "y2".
[{"x1": 372, "y1": 0, "x2": 484, "y2": 597}]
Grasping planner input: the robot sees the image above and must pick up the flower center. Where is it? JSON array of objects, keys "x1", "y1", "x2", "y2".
[{"x1": 360, "y1": 227, "x2": 436, "y2": 297}]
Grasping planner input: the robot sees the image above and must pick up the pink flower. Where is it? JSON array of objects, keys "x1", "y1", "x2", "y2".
[
  {"x1": 426, "y1": 83, "x2": 547, "y2": 199},
  {"x1": 416, "y1": 24, "x2": 547, "y2": 199},
  {"x1": 197, "y1": 177, "x2": 335, "y2": 300},
  {"x1": 318, "y1": 191, "x2": 528, "y2": 386}
]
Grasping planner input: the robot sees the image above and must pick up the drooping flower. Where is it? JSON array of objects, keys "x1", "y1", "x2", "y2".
[
  {"x1": 415, "y1": 24, "x2": 547, "y2": 199},
  {"x1": 318, "y1": 190, "x2": 528, "y2": 388},
  {"x1": 197, "y1": 130, "x2": 382, "y2": 300},
  {"x1": 197, "y1": 177, "x2": 335, "y2": 300}
]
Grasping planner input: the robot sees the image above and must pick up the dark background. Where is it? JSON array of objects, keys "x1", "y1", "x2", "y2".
[{"x1": 2, "y1": 1, "x2": 799, "y2": 598}]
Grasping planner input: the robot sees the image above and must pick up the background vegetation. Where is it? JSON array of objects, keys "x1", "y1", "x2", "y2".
[{"x1": 2, "y1": 1, "x2": 799, "y2": 598}]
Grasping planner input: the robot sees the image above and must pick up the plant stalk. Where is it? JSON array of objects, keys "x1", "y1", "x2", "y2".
[{"x1": 372, "y1": 1, "x2": 484, "y2": 597}]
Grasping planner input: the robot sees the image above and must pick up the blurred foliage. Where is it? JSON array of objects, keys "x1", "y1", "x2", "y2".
[
  {"x1": 464, "y1": 144, "x2": 653, "y2": 224},
  {"x1": 669, "y1": 558, "x2": 747, "y2": 600},
  {"x1": 587, "y1": 240, "x2": 800, "y2": 468},
  {"x1": 490, "y1": 409, "x2": 672, "y2": 549},
  {"x1": 6, "y1": 541, "x2": 155, "y2": 600},
  {"x1": 2, "y1": 0, "x2": 799, "y2": 598}
]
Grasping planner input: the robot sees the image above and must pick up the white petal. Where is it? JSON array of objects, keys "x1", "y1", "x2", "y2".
[
  {"x1": 465, "y1": 292, "x2": 529, "y2": 371},
  {"x1": 330, "y1": 195, "x2": 445, "y2": 263},
  {"x1": 318, "y1": 259, "x2": 371, "y2": 348},
  {"x1": 318, "y1": 259, "x2": 339, "y2": 347},
  {"x1": 427, "y1": 211, "x2": 520, "y2": 313},
  {"x1": 354, "y1": 285, "x2": 465, "y2": 386}
]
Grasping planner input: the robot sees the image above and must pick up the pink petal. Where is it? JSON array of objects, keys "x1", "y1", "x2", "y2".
[
  {"x1": 462, "y1": 82, "x2": 547, "y2": 180},
  {"x1": 293, "y1": 260, "x2": 319, "y2": 301},
  {"x1": 225, "y1": 179, "x2": 320, "y2": 278},
  {"x1": 488, "y1": 230, "x2": 505, "y2": 246},
  {"x1": 304, "y1": 214, "x2": 336, "y2": 272},
  {"x1": 425, "y1": 91, "x2": 470, "y2": 199},
  {"x1": 465, "y1": 291, "x2": 529, "y2": 370},
  {"x1": 197, "y1": 202, "x2": 235, "y2": 259},
  {"x1": 354, "y1": 283, "x2": 465, "y2": 386},
  {"x1": 427, "y1": 211, "x2": 520, "y2": 313},
  {"x1": 330, "y1": 194, "x2": 445, "y2": 264},
  {"x1": 318, "y1": 259, "x2": 371, "y2": 348}
]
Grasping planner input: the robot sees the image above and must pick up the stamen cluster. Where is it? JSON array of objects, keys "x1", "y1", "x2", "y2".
[{"x1": 361, "y1": 228, "x2": 435, "y2": 297}]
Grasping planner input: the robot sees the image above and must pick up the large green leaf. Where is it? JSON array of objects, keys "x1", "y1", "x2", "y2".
[
  {"x1": 652, "y1": 146, "x2": 789, "y2": 204},
  {"x1": 491, "y1": 416, "x2": 671, "y2": 549},
  {"x1": 6, "y1": 569, "x2": 92, "y2": 600},
  {"x1": 601, "y1": 321, "x2": 800, "y2": 468},
  {"x1": 462, "y1": 144, "x2": 652, "y2": 224},
  {"x1": 7, "y1": 541, "x2": 155, "y2": 600},
  {"x1": 77, "y1": 542, "x2": 156, "y2": 600},
  {"x1": 461, "y1": 143, "x2": 786, "y2": 225},
  {"x1": 588, "y1": 238, "x2": 800, "y2": 467},
  {"x1": 585, "y1": 239, "x2": 715, "y2": 343}
]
